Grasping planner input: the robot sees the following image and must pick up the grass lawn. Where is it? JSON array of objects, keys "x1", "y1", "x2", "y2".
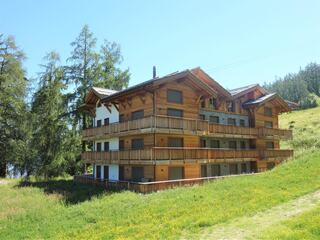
[
  {"x1": 255, "y1": 205, "x2": 320, "y2": 240},
  {"x1": 0, "y1": 106, "x2": 319, "y2": 239}
]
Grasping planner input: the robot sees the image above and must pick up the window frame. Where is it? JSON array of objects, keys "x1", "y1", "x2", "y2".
[
  {"x1": 167, "y1": 89, "x2": 183, "y2": 104},
  {"x1": 264, "y1": 107, "x2": 273, "y2": 117},
  {"x1": 167, "y1": 108, "x2": 184, "y2": 118},
  {"x1": 104, "y1": 118, "x2": 110, "y2": 126},
  {"x1": 131, "y1": 138, "x2": 144, "y2": 150},
  {"x1": 131, "y1": 110, "x2": 144, "y2": 120},
  {"x1": 104, "y1": 142, "x2": 109, "y2": 152},
  {"x1": 264, "y1": 121, "x2": 273, "y2": 128}
]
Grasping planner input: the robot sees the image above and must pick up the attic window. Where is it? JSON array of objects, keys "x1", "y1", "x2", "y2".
[
  {"x1": 209, "y1": 98, "x2": 217, "y2": 109},
  {"x1": 227, "y1": 101, "x2": 235, "y2": 112},
  {"x1": 264, "y1": 107, "x2": 272, "y2": 117},
  {"x1": 167, "y1": 89, "x2": 183, "y2": 104}
]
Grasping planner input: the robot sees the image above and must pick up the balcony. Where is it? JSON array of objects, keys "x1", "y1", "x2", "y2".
[
  {"x1": 82, "y1": 115, "x2": 292, "y2": 140},
  {"x1": 82, "y1": 148, "x2": 293, "y2": 165}
]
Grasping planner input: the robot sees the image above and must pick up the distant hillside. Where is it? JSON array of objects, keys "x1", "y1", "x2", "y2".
[{"x1": 0, "y1": 107, "x2": 319, "y2": 239}]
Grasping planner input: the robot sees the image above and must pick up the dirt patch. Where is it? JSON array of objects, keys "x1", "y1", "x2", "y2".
[{"x1": 0, "y1": 180, "x2": 9, "y2": 185}]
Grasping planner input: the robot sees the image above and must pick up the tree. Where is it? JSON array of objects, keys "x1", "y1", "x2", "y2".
[
  {"x1": 31, "y1": 52, "x2": 69, "y2": 178},
  {"x1": 67, "y1": 25, "x2": 99, "y2": 130},
  {"x1": 300, "y1": 63, "x2": 320, "y2": 96},
  {"x1": 97, "y1": 40, "x2": 130, "y2": 90},
  {"x1": 0, "y1": 34, "x2": 27, "y2": 177}
]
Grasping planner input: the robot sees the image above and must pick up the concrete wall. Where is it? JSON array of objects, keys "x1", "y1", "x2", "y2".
[
  {"x1": 93, "y1": 104, "x2": 119, "y2": 127},
  {"x1": 94, "y1": 137, "x2": 119, "y2": 151}
]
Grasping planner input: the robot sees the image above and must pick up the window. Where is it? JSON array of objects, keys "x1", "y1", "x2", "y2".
[
  {"x1": 132, "y1": 167, "x2": 144, "y2": 182},
  {"x1": 201, "y1": 139, "x2": 206, "y2": 148},
  {"x1": 209, "y1": 98, "x2": 217, "y2": 109},
  {"x1": 169, "y1": 167, "x2": 184, "y2": 180},
  {"x1": 229, "y1": 164, "x2": 238, "y2": 174},
  {"x1": 267, "y1": 162, "x2": 275, "y2": 170},
  {"x1": 119, "y1": 166, "x2": 125, "y2": 180},
  {"x1": 240, "y1": 141, "x2": 246, "y2": 149},
  {"x1": 96, "y1": 165, "x2": 101, "y2": 179},
  {"x1": 131, "y1": 110, "x2": 144, "y2": 120},
  {"x1": 229, "y1": 141, "x2": 237, "y2": 149},
  {"x1": 199, "y1": 114, "x2": 205, "y2": 120},
  {"x1": 227, "y1": 101, "x2": 235, "y2": 112},
  {"x1": 239, "y1": 119, "x2": 245, "y2": 127},
  {"x1": 266, "y1": 141, "x2": 274, "y2": 149},
  {"x1": 96, "y1": 142, "x2": 102, "y2": 152},
  {"x1": 210, "y1": 140, "x2": 220, "y2": 148},
  {"x1": 168, "y1": 138, "x2": 184, "y2": 147},
  {"x1": 131, "y1": 138, "x2": 144, "y2": 150},
  {"x1": 119, "y1": 140, "x2": 124, "y2": 150},
  {"x1": 119, "y1": 114, "x2": 125, "y2": 123},
  {"x1": 167, "y1": 108, "x2": 183, "y2": 118},
  {"x1": 264, "y1": 107, "x2": 272, "y2": 117},
  {"x1": 103, "y1": 166, "x2": 109, "y2": 180},
  {"x1": 201, "y1": 165, "x2": 207, "y2": 177},
  {"x1": 104, "y1": 118, "x2": 109, "y2": 125},
  {"x1": 227, "y1": 118, "x2": 236, "y2": 126},
  {"x1": 104, "y1": 142, "x2": 109, "y2": 152},
  {"x1": 97, "y1": 119, "x2": 102, "y2": 127},
  {"x1": 167, "y1": 89, "x2": 183, "y2": 104},
  {"x1": 211, "y1": 164, "x2": 221, "y2": 176},
  {"x1": 209, "y1": 116, "x2": 219, "y2": 124},
  {"x1": 265, "y1": 121, "x2": 273, "y2": 128},
  {"x1": 200, "y1": 99, "x2": 206, "y2": 108},
  {"x1": 241, "y1": 163, "x2": 247, "y2": 173}
]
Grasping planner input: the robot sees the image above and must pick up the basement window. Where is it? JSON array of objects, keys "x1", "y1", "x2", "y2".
[
  {"x1": 104, "y1": 142, "x2": 109, "y2": 152},
  {"x1": 227, "y1": 118, "x2": 237, "y2": 126},
  {"x1": 169, "y1": 167, "x2": 184, "y2": 180},
  {"x1": 97, "y1": 119, "x2": 102, "y2": 127},
  {"x1": 104, "y1": 118, "x2": 109, "y2": 125},
  {"x1": 229, "y1": 141, "x2": 237, "y2": 149},
  {"x1": 229, "y1": 164, "x2": 238, "y2": 175},
  {"x1": 96, "y1": 142, "x2": 102, "y2": 152},
  {"x1": 167, "y1": 108, "x2": 183, "y2": 118}
]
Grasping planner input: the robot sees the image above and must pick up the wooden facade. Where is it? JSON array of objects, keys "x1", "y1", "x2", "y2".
[{"x1": 79, "y1": 68, "x2": 293, "y2": 186}]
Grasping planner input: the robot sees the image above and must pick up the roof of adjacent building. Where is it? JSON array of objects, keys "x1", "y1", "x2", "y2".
[
  {"x1": 229, "y1": 84, "x2": 259, "y2": 96},
  {"x1": 92, "y1": 87, "x2": 118, "y2": 98},
  {"x1": 242, "y1": 93, "x2": 277, "y2": 107}
]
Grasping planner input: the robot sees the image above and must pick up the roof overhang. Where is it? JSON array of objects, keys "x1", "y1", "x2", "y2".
[
  {"x1": 243, "y1": 93, "x2": 291, "y2": 113},
  {"x1": 101, "y1": 70, "x2": 218, "y2": 104}
]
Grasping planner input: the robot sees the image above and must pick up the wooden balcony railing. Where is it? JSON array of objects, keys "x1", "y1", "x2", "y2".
[
  {"x1": 82, "y1": 148, "x2": 293, "y2": 164},
  {"x1": 82, "y1": 115, "x2": 292, "y2": 140}
]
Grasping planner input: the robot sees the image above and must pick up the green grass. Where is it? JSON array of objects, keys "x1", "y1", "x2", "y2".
[
  {"x1": 256, "y1": 205, "x2": 320, "y2": 240},
  {"x1": 0, "y1": 106, "x2": 320, "y2": 239}
]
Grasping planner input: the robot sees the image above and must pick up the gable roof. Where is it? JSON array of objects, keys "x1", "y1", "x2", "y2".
[
  {"x1": 101, "y1": 69, "x2": 218, "y2": 103},
  {"x1": 230, "y1": 84, "x2": 268, "y2": 99},
  {"x1": 191, "y1": 67, "x2": 231, "y2": 98},
  {"x1": 243, "y1": 93, "x2": 291, "y2": 112}
]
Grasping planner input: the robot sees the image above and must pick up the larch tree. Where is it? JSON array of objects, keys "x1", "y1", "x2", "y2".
[{"x1": 0, "y1": 34, "x2": 27, "y2": 177}]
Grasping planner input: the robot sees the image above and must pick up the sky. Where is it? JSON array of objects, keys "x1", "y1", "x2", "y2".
[{"x1": 2, "y1": 0, "x2": 320, "y2": 89}]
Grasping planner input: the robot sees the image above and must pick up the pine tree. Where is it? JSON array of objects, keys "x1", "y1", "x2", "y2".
[
  {"x1": 31, "y1": 52, "x2": 69, "y2": 178},
  {"x1": 0, "y1": 34, "x2": 27, "y2": 177}
]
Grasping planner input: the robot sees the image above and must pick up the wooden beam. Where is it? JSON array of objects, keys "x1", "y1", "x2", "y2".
[
  {"x1": 139, "y1": 94, "x2": 146, "y2": 104},
  {"x1": 113, "y1": 103, "x2": 119, "y2": 111}
]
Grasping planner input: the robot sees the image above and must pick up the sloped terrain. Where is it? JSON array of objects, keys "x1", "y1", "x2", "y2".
[{"x1": 0, "y1": 107, "x2": 320, "y2": 240}]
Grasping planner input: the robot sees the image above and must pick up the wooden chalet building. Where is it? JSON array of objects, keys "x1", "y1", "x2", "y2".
[{"x1": 79, "y1": 67, "x2": 293, "y2": 187}]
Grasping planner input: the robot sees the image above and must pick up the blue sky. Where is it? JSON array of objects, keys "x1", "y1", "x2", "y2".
[{"x1": 2, "y1": 0, "x2": 320, "y2": 89}]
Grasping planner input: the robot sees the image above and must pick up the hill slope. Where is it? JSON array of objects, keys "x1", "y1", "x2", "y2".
[{"x1": 0, "y1": 107, "x2": 320, "y2": 240}]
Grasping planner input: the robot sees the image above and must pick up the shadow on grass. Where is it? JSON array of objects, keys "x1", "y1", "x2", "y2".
[{"x1": 17, "y1": 179, "x2": 118, "y2": 205}]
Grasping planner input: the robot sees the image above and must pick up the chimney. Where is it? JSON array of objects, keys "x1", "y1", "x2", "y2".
[{"x1": 153, "y1": 66, "x2": 157, "y2": 79}]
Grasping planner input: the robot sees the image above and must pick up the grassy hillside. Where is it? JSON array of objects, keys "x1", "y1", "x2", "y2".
[{"x1": 0, "y1": 107, "x2": 320, "y2": 239}]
